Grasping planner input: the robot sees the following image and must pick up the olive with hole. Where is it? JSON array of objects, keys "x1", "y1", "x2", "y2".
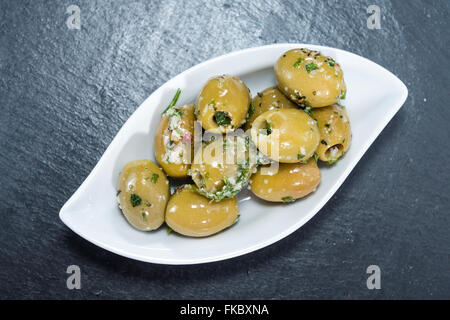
[
  {"x1": 249, "y1": 158, "x2": 321, "y2": 202},
  {"x1": 274, "y1": 48, "x2": 346, "y2": 108},
  {"x1": 195, "y1": 75, "x2": 251, "y2": 133},
  {"x1": 116, "y1": 160, "x2": 169, "y2": 231},
  {"x1": 190, "y1": 135, "x2": 257, "y2": 201},
  {"x1": 311, "y1": 104, "x2": 351, "y2": 164},
  {"x1": 244, "y1": 86, "x2": 297, "y2": 131},
  {"x1": 250, "y1": 108, "x2": 320, "y2": 163},
  {"x1": 154, "y1": 104, "x2": 194, "y2": 178},
  {"x1": 165, "y1": 185, "x2": 239, "y2": 237}
]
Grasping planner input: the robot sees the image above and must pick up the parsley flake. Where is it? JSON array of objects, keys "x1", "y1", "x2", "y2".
[
  {"x1": 282, "y1": 196, "x2": 294, "y2": 203},
  {"x1": 151, "y1": 173, "x2": 159, "y2": 184},
  {"x1": 293, "y1": 57, "x2": 303, "y2": 68},
  {"x1": 214, "y1": 111, "x2": 232, "y2": 126},
  {"x1": 248, "y1": 102, "x2": 255, "y2": 118},
  {"x1": 303, "y1": 105, "x2": 313, "y2": 116},
  {"x1": 130, "y1": 194, "x2": 142, "y2": 207},
  {"x1": 305, "y1": 63, "x2": 319, "y2": 73},
  {"x1": 313, "y1": 153, "x2": 319, "y2": 163},
  {"x1": 263, "y1": 121, "x2": 272, "y2": 135}
]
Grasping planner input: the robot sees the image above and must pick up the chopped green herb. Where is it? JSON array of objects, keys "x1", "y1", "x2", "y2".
[
  {"x1": 305, "y1": 63, "x2": 318, "y2": 73},
  {"x1": 328, "y1": 59, "x2": 335, "y2": 67},
  {"x1": 303, "y1": 105, "x2": 312, "y2": 116},
  {"x1": 248, "y1": 102, "x2": 255, "y2": 118},
  {"x1": 166, "y1": 225, "x2": 173, "y2": 234},
  {"x1": 325, "y1": 124, "x2": 330, "y2": 128},
  {"x1": 293, "y1": 57, "x2": 303, "y2": 68},
  {"x1": 214, "y1": 111, "x2": 232, "y2": 126},
  {"x1": 321, "y1": 140, "x2": 328, "y2": 145},
  {"x1": 340, "y1": 91, "x2": 346, "y2": 100},
  {"x1": 162, "y1": 89, "x2": 181, "y2": 114},
  {"x1": 297, "y1": 153, "x2": 305, "y2": 160},
  {"x1": 144, "y1": 200, "x2": 151, "y2": 207},
  {"x1": 151, "y1": 173, "x2": 159, "y2": 184},
  {"x1": 169, "y1": 108, "x2": 183, "y2": 117},
  {"x1": 313, "y1": 153, "x2": 319, "y2": 163},
  {"x1": 327, "y1": 159, "x2": 339, "y2": 165},
  {"x1": 263, "y1": 121, "x2": 272, "y2": 135},
  {"x1": 282, "y1": 196, "x2": 294, "y2": 203},
  {"x1": 130, "y1": 193, "x2": 142, "y2": 207},
  {"x1": 237, "y1": 160, "x2": 250, "y2": 183},
  {"x1": 141, "y1": 211, "x2": 147, "y2": 221},
  {"x1": 245, "y1": 135, "x2": 250, "y2": 149},
  {"x1": 232, "y1": 214, "x2": 241, "y2": 225},
  {"x1": 327, "y1": 155, "x2": 342, "y2": 165}
]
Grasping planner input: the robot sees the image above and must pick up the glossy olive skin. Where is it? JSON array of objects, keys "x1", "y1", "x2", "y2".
[
  {"x1": 165, "y1": 185, "x2": 238, "y2": 237},
  {"x1": 311, "y1": 104, "x2": 351, "y2": 163},
  {"x1": 244, "y1": 87, "x2": 297, "y2": 131},
  {"x1": 250, "y1": 108, "x2": 320, "y2": 163},
  {"x1": 117, "y1": 160, "x2": 169, "y2": 231},
  {"x1": 190, "y1": 135, "x2": 256, "y2": 201},
  {"x1": 249, "y1": 158, "x2": 321, "y2": 202},
  {"x1": 274, "y1": 48, "x2": 346, "y2": 108},
  {"x1": 154, "y1": 104, "x2": 194, "y2": 178},
  {"x1": 195, "y1": 75, "x2": 251, "y2": 133}
]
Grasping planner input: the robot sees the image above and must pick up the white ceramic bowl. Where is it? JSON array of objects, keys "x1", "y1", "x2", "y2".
[{"x1": 59, "y1": 44, "x2": 408, "y2": 265}]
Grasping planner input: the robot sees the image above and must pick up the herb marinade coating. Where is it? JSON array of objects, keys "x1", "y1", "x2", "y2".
[
  {"x1": 274, "y1": 48, "x2": 346, "y2": 108},
  {"x1": 117, "y1": 160, "x2": 169, "y2": 231},
  {"x1": 195, "y1": 75, "x2": 251, "y2": 133}
]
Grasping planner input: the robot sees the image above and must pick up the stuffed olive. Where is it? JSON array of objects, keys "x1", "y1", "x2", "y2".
[
  {"x1": 195, "y1": 75, "x2": 251, "y2": 133},
  {"x1": 274, "y1": 48, "x2": 346, "y2": 108},
  {"x1": 154, "y1": 104, "x2": 194, "y2": 178},
  {"x1": 190, "y1": 135, "x2": 257, "y2": 201},
  {"x1": 311, "y1": 104, "x2": 351, "y2": 164},
  {"x1": 165, "y1": 185, "x2": 239, "y2": 237},
  {"x1": 244, "y1": 87, "x2": 297, "y2": 131},
  {"x1": 250, "y1": 108, "x2": 320, "y2": 163},
  {"x1": 249, "y1": 158, "x2": 321, "y2": 202},
  {"x1": 117, "y1": 160, "x2": 169, "y2": 231}
]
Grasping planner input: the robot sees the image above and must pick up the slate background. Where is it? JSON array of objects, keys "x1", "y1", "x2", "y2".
[{"x1": 1, "y1": 0, "x2": 449, "y2": 299}]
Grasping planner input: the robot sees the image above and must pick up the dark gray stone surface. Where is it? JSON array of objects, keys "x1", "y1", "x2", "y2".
[{"x1": 0, "y1": 0, "x2": 449, "y2": 299}]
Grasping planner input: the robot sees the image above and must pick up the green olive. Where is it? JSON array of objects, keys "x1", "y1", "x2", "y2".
[
  {"x1": 244, "y1": 86, "x2": 297, "y2": 131},
  {"x1": 249, "y1": 158, "x2": 321, "y2": 202},
  {"x1": 117, "y1": 160, "x2": 169, "y2": 231},
  {"x1": 250, "y1": 108, "x2": 320, "y2": 163},
  {"x1": 165, "y1": 185, "x2": 239, "y2": 237},
  {"x1": 154, "y1": 104, "x2": 194, "y2": 178},
  {"x1": 311, "y1": 104, "x2": 351, "y2": 163},
  {"x1": 190, "y1": 135, "x2": 256, "y2": 201},
  {"x1": 195, "y1": 75, "x2": 251, "y2": 133},
  {"x1": 274, "y1": 48, "x2": 346, "y2": 108}
]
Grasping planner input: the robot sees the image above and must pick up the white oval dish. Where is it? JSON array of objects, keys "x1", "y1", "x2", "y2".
[{"x1": 59, "y1": 44, "x2": 408, "y2": 265}]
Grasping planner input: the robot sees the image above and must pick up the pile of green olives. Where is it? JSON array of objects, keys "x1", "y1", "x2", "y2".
[{"x1": 116, "y1": 48, "x2": 351, "y2": 237}]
